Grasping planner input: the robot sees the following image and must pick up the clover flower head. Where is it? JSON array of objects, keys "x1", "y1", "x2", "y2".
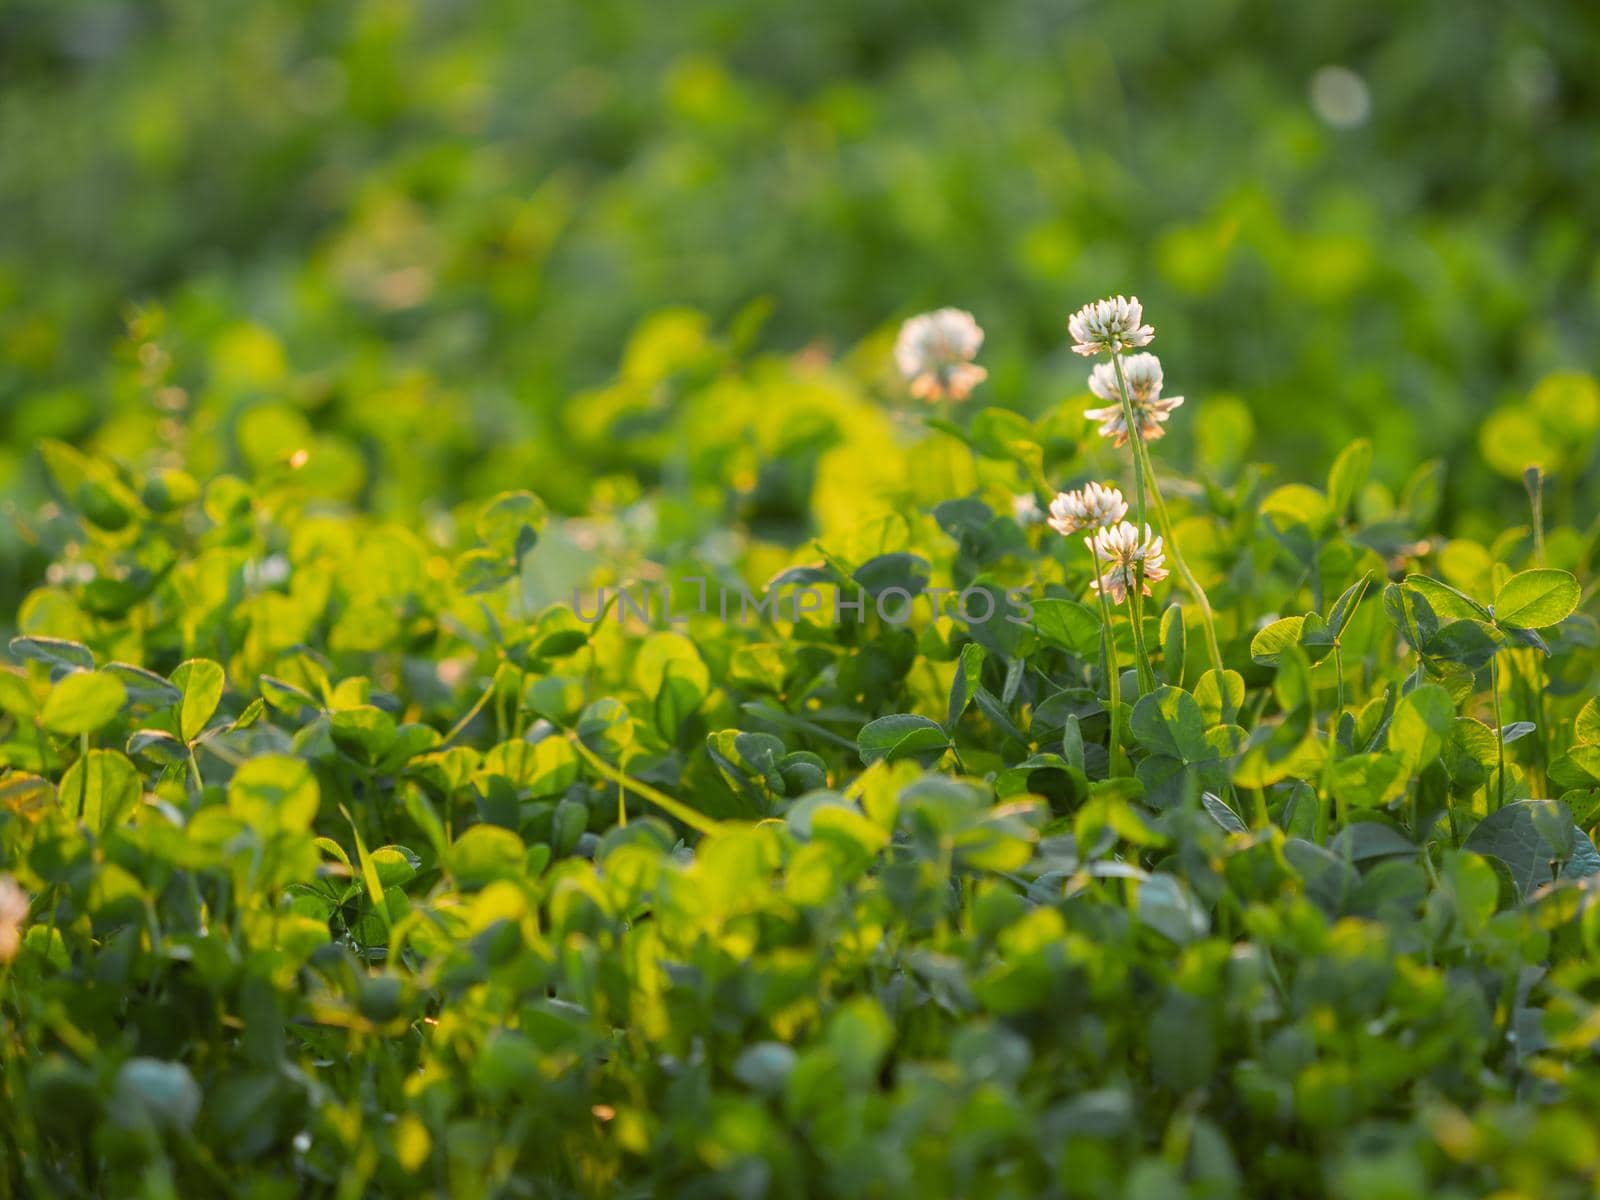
[
  {"x1": 1012, "y1": 493, "x2": 1044, "y2": 527},
  {"x1": 0, "y1": 875, "x2": 28, "y2": 964},
  {"x1": 1068, "y1": 295, "x2": 1155, "y2": 357},
  {"x1": 1047, "y1": 482, "x2": 1128, "y2": 536},
  {"x1": 894, "y1": 307, "x2": 987, "y2": 401},
  {"x1": 1085, "y1": 521, "x2": 1168, "y2": 604},
  {"x1": 1084, "y1": 352, "x2": 1184, "y2": 447}
]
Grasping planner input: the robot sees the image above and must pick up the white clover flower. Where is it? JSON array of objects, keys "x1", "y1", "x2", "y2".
[
  {"x1": 1068, "y1": 295, "x2": 1155, "y2": 357},
  {"x1": 894, "y1": 307, "x2": 987, "y2": 402},
  {"x1": 1047, "y1": 482, "x2": 1128, "y2": 536},
  {"x1": 0, "y1": 875, "x2": 28, "y2": 964},
  {"x1": 1084, "y1": 352, "x2": 1185, "y2": 447},
  {"x1": 1012, "y1": 493, "x2": 1044, "y2": 527},
  {"x1": 1085, "y1": 521, "x2": 1169, "y2": 604}
]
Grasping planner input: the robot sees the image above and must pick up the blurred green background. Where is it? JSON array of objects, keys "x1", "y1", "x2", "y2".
[{"x1": 2, "y1": 0, "x2": 1597, "y2": 613}]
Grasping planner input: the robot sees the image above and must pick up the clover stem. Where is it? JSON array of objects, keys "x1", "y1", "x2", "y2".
[
  {"x1": 1089, "y1": 541, "x2": 1126, "y2": 776},
  {"x1": 441, "y1": 674, "x2": 498, "y2": 748},
  {"x1": 1526, "y1": 467, "x2": 1546, "y2": 567},
  {"x1": 571, "y1": 734, "x2": 719, "y2": 837},
  {"x1": 1112, "y1": 365, "x2": 1223, "y2": 675},
  {"x1": 1127, "y1": 581, "x2": 1157, "y2": 696},
  {"x1": 1489, "y1": 651, "x2": 1507, "y2": 812},
  {"x1": 1109, "y1": 352, "x2": 1149, "y2": 533},
  {"x1": 78, "y1": 731, "x2": 89, "y2": 817},
  {"x1": 1332, "y1": 640, "x2": 1346, "y2": 740}
]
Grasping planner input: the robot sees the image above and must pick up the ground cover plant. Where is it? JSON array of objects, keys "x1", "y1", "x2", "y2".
[
  {"x1": 1, "y1": 286, "x2": 1598, "y2": 1199},
  {"x1": 3, "y1": 1, "x2": 1598, "y2": 619}
]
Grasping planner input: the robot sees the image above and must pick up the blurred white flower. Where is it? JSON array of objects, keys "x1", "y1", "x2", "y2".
[
  {"x1": 1012, "y1": 493, "x2": 1044, "y2": 527},
  {"x1": 1084, "y1": 352, "x2": 1185, "y2": 447},
  {"x1": 1309, "y1": 65, "x2": 1371, "y2": 129},
  {"x1": 1047, "y1": 482, "x2": 1128, "y2": 536},
  {"x1": 1086, "y1": 521, "x2": 1168, "y2": 604},
  {"x1": 0, "y1": 875, "x2": 29, "y2": 964},
  {"x1": 1068, "y1": 295, "x2": 1154, "y2": 357},
  {"x1": 894, "y1": 307, "x2": 987, "y2": 401}
]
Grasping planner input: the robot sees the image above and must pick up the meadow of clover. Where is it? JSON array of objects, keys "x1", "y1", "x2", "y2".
[{"x1": 3, "y1": 3, "x2": 1600, "y2": 1198}]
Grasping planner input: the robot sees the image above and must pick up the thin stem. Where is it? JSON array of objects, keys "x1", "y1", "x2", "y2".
[
  {"x1": 1109, "y1": 352, "x2": 1149, "y2": 532},
  {"x1": 1522, "y1": 648, "x2": 1549, "y2": 798},
  {"x1": 1525, "y1": 467, "x2": 1546, "y2": 566},
  {"x1": 440, "y1": 673, "x2": 498, "y2": 748},
  {"x1": 1490, "y1": 652, "x2": 1506, "y2": 813},
  {"x1": 1089, "y1": 542, "x2": 1126, "y2": 777},
  {"x1": 1126, "y1": 428, "x2": 1222, "y2": 678},
  {"x1": 1127, "y1": 585, "x2": 1157, "y2": 695},
  {"x1": 570, "y1": 734, "x2": 719, "y2": 837},
  {"x1": 1329, "y1": 638, "x2": 1346, "y2": 810},
  {"x1": 1332, "y1": 640, "x2": 1346, "y2": 743}
]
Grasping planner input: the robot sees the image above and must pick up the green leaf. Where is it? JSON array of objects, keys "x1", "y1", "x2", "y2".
[
  {"x1": 857, "y1": 714, "x2": 950, "y2": 766},
  {"x1": 227, "y1": 754, "x2": 320, "y2": 834},
  {"x1": 947, "y1": 642, "x2": 987, "y2": 727},
  {"x1": 1493, "y1": 568, "x2": 1580, "y2": 629},
  {"x1": 852, "y1": 552, "x2": 930, "y2": 600},
  {"x1": 1405, "y1": 575, "x2": 1491, "y2": 622},
  {"x1": 1202, "y1": 792, "x2": 1247, "y2": 834},
  {"x1": 126, "y1": 729, "x2": 190, "y2": 766},
  {"x1": 972, "y1": 686, "x2": 1028, "y2": 746},
  {"x1": 341, "y1": 806, "x2": 388, "y2": 923},
  {"x1": 0, "y1": 668, "x2": 38, "y2": 718},
  {"x1": 1326, "y1": 438, "x2": 1372, "y2": 519},
  {"x1": 329, "y1": 705, "x2": 399, "y2": 766},
  {"x1": 1298, "y1": 611, "x2": 1333, "y2": 654},
  {"x1": 1462, "y1": 799, "x2": 1577, "y2": 898},
  {"x1": 1577, "y1": 698, "x2": 1600, "y2": 746},
  {"x1": 40, "y1": 671, "x2": 127, "y2": 735},
  {"x1": 1261, "y1": 484, "x2": 1332, "y2": 537},
  {"x1": 9, "y1": 635, "x2": 95, "y2": 673},
  {"x1": 59, "y1": 749, "x2": 142, "y2": 832},
  {"x1": 113, "y1": 1059, "x2": 201, "y2": 1135},
  {"x1": 448, "y1": 824, "x2": 527, "y2": 889},
  {"x1": 1033, "y1": 598, "x2": 1100, "y2": 656},
  {"x1": 1327, "y1": 570, "x2": 1373, "y2": 637},
  {"x1": 1194, "y1": 669, "x2": 1244, "y2": 726},
  {"x1": 1250, "y1": 616, "x2": 1306, "y2": 667},
  {"x1": 1560, "y1": 830, "x2": 1600, "y2": 882},
  {"x1": 1329, "y1": 752, "x2": 1408, "y2": 809},
  {"x1": 706, "y1": 730, "x2": 788, "y2": 810},
  {"x1": 1442, "y1": 718, "x2": 1498, "y2": 791},
  {"x1": 1160, "y1": 604, "x2": 1186, "y2": 684},
  {"x1": 171, "y1": 658, "x2": 225, "y2": 742},
  {"x1": 1130, "y1": 686, "x2": 1207, "y2": 761},
  {"x1": 103, "y1": 663, "x2": 183, "y2": 708},
  {"x1": 1387, "y1": 684, "x2": 1455, "y2": 768},
  {"x1": 454, "y1": 548, "x2": 516, "y2": 595},
  {"x1": 528, "y1": 606, "x2": 590, "y2": 659},
  {"x1": 1400, "y1": 459, "x2": 1445, "y2": 526},
  {"x1": 1550, "y1": 746, "x2": 1600, "y2": 791},
  {"x1": 260, "y1": 675, "x2": 320, "y2": 715},
  {"x1": 1423, "y1": 619, "x2": 1500, "y2": 670},
  {"x1": 476, "y1": 490, "x2": 546, "y2": 564}
]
